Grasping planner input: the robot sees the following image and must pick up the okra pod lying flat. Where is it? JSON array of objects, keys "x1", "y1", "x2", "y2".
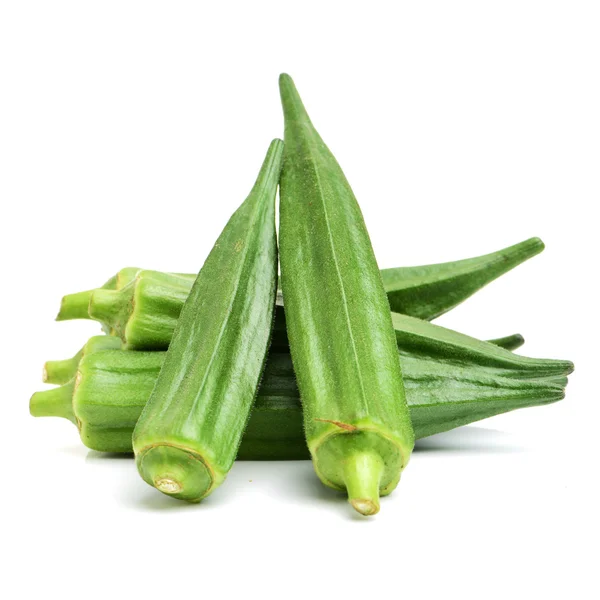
[
  {"x1": 132, "y1": 140, "x2": 283, "y2": 502},
  {"x1": 41, "y1": 325, "x2": 530, "y2": 395},
  {"x1": 56, "y1": 237, "x2": 543, "y2": 349},
  {"x1": 390, "y1": 312, "x2": 573, "y2": 378},
  {"x1": 381, "y1": 237, "x2": 544, "y2": 320},
  {"x1": 30, "y1": 341, "x2": 568, "y2": 457}
]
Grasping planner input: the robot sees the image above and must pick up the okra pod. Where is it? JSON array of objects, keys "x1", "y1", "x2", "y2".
[
  {"x1": 132, "y1": 140, "x2": 283, "y2": 502},
  {"x1": 278, "y1": 74, "x2": 414, "y2": 515},
  {"x1": 60, "y1": 236, "x2": 543, "y2": 349},
  {"x1": 30, "y1": 342, "x2": 567, "y2": 457}
]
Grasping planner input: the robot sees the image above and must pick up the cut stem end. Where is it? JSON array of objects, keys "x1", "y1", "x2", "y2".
[
  {"x1": 350, "y1": 498, "x2": 380, "y2": 516},
  {"x1": 155, "y1": 478, "x2": 182, "y2": 495},
  {"x1": 136, "y1": 445, "x2": 213, "y2": 503}
]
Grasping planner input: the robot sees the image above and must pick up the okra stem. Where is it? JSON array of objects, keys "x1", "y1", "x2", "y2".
[
  {"x1": 56, "y1": 291, "x2": 95, "y2": 321},
  {"x1": 43, "y1": 353, "x2": 82, "y2": 385},
  {"x1": 43, "y1": 336, "x2": 122, "y2": 385},
  {"x1": 343, "y1": 452, "x2": 385, "y2": 516},
  {"x1": 29, "y1": 381, "x2": 76, "y2": 424},
  {"x1": 88, "y1": 289, "x2": 122, "y2": 329}
]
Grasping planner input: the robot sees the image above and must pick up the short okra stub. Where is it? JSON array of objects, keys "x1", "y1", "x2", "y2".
[
  {"x1": 311, "y1": 425, "x2": 412, "y2": 516},
  {"x1": 135, "y1": 444, "x2": 220, "y2": 502}
]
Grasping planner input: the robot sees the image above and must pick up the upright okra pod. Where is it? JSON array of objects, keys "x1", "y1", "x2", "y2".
[
  {"x1": 278, "y1": 74, "x2": 414, "y2": 516},
  {"x1": 132, "y1": 139, "x2": 283, "y2": 502}
]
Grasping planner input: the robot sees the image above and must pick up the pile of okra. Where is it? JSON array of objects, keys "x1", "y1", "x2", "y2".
[{"x1": 31, "y1": 74, "x2": 574, "y2": 516}]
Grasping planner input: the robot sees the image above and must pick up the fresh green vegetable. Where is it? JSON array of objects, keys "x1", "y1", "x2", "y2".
[
  {"x1": 132, "y1": 139, "x2": 283, "y2": 502},
  {"x1": 381, "y1": 238, "x2": 544, "y2": 319},
  {"x1": 30, "y1": 339, "x2": 567, "y2": 456},
  {"x1": 58, "y1": 236, "x2": 543, "y2": 349},
  {"x1": 278, "y1": 74, "x2": 414, "y2": 515}
]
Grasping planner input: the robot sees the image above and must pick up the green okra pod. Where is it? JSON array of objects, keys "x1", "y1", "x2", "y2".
[
  {"x1": 59, "y1": 237, "x2": 543, "y2": 350},
  {"x1": 278, "y1": 74, "x2": 414, "y2": 515},
  {"x1": 381, "y1": 238, "x2": 544, "y2": 320},
  {"x1": 391, "y1": 312, "x2": 573, "y2": 378},
  {"x1": 30, "y1": 339, "x2": 567, "y2": 457},
  {"x1": 132, "y1": 140, "x2": 283, "y2": 502}
]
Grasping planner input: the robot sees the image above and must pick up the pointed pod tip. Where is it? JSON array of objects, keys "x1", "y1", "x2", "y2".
[
  {"x1": 268, "y1": 138, "x2": 284, "y2": 154},
  {"x1": 278, "y1": 73, "x2": 297, "y2": 100},
  {"x1": 279, "y1": 72, "x2": 292, "y2": 85},
  {"x1": 527, "y1": 236, "x2": 545, "y2": 254},
  {"x1": 565, "y1": 361, "x2": 575, "y2": 375}
]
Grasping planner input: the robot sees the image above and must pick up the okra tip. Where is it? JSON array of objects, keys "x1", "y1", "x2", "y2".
[
  {"x1": 522, "y1": 236, "x2": 544, "y2": 254},
  {"x1": 279, "y1": 73, "x2": 312, "y2": 126},
  {"x1": 279, "y1": 72, "x2": 292, "y2": 86},
  {"x1": 343, "y1": 452, "x2": 385, "y2": 516},
  {"x1": 136, "y1": 445, "x2": 213, "y2": 502}
]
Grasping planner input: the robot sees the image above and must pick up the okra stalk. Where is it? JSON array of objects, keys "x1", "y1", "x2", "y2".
[
  {"x1": 132, "y1": 140, "x2": 283, "y2": 502},
  {"x1": 56, "y1": 290, "x2": 97, "y2": 322},
  {"x1": 43, "y1": 352, "x2": 82, "y2": 385},
  {"x1": 278, "y1": 74, "x2": 414, "y2": 515},
  {"x1": 30, "y1": 380, "x2": 76, "y2": 424},
  {"x1": 43, "y1": 335, "x2": 122, "y2": 385},
  {"x1": 56, "y1": 268, "x2": 140, "y2": 322}
]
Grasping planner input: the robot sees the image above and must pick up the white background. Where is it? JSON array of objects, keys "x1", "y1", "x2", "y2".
[{"x1": 1, "y1": 2, "x2": 598, "y2": 598}]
